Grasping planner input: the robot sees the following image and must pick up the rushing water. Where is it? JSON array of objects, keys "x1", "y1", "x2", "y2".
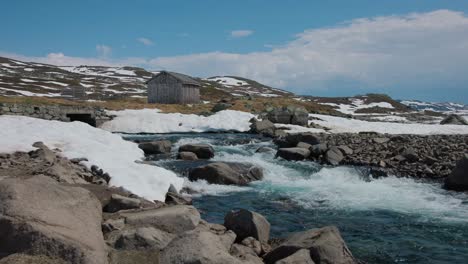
[{"x1": 124, "y1": 133, "x2": 468, "y2": 264}]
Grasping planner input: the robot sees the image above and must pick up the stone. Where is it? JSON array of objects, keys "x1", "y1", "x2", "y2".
[
  {"x1": 138, "y1": 140, "x2": 172, "y2": 155},
  {"x1": 119, "y1": 205, "x2": 201, "y2": 234},
  {"x1": 241, "y1": 237, "x2": 262, "y2": 256},
  {"x1": 373, "y1": 137, "x2": 390, "y2": 144},
  {"x1": 177, "y1": 151, "x2": 198, "y2": 160},
  {"x1": 105, "y1": 194, "x2": 142, "y2": 213},
  {"x1": 401, "y1": 148, "x2": 419, "y2": 162},
  {"x1": 160, "y1": 230, "x2": 245, "y2": 264},
  {"x1": 325, "y1": 147, "x2": 344, "y2": 165},
  {"x1": 109, "y1": 249, "x2": 160, "y2": 264},
  {"x1": 276, "y1": 148, "x2": 310, "y2": 161},
  {"x1": 274, "y1": 249, "x2": 315, "y2": 264},
  {"x1": 256, "y1": 146, "x2": 276, "y2": 153},
  {"x1": 444, "y1": 154, "x2": 468, "y2": 191},
  {"x1": 230, "y1": 244, "x2": 264, "y2": 264},
  {"x1": 250, "y1": 119, "x2": 276, "y2": 137},
  {"x1": 285, "y1": 133, "x2": 320, "y2": 147},
  {"x1": 264, "y1": 226, "x2": 356, "y2": 264},
  {"x1": 0, "y1": 176, "x2": 107, "y2": 264},
  {"x1": 189, "y1": 162, "x2": 263, "y2": 185},
  {"x1": 165, "y1": 192, "x2": 192, "y2": 205},
  {"x1": 0, "y1": 254, "x2": 66, "y2": 264},
  {"x1": 179, "y1": 144, "x2": 215, "y2": 159},
  {"x1": 337, "y1": 145, "x2": 353, "y2": 155},
  {"x1": 440, "y1": 114, "x2": 468, "y2": 125},
  {"x1": 102, "y1": 218, "x2": 126, "y2": 233},
  {"x1": 224, "y1": 209, "x2": 271, "y2": 244},
  {"x1": 291, "y1": 108, "x2": 309, "y2": 126},
  {"x1": 212, "y1": 103, "x2": 232, "y2": 112},
  {"x1": 297, "y1": 142, "x2": 313, "y2": 150},
  {"x1": 310, "y1": 143, "x2": 328, "y2": 158},
  {"x1": 114, "y1": 227, "x2": 175, "y2": 250}
]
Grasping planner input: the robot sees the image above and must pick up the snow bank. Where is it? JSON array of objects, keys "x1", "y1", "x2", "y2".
[
  {"x1": 102, "y1": 109, "x2": 255, "y2": 133},
  {"x1": 319, "y1": 99, "x2": 395, "y2": 115},
  {"x1": 311, "y1": 114, "x2": 468, "y2": 135},
  {"x1": 0, "y1": 115, "x2": 183, "y2": 201}
]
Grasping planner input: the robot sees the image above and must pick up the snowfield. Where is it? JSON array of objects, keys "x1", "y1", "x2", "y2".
[
  {"x1": 0, "y1": 115, "x2": 183, "y2": 201},
  {"x1": 319, "y1": 99, "x2": 395, "y2": 115},
  {"x1": 206, "y1": 76, "x2": 248, "y2": 86},
  {"x1": 102, "y1": 109, "x2": 255, "y2": 133},
  {"x1": 310, "y1": 114, "x2": 468, "y2": 135}
]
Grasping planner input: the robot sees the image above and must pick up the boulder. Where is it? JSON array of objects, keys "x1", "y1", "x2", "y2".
[
  {"x1": 189, "y1": 162, "x2": 263, "y2": 185},
  {"x1": 291, "y1": 107, "x2": 309, "y2": 126},
  {"x1": 256, "y1": 146, "x2": 276, "y2": 153},
  {"x1": 276, "y1": 148, "x2": 310, "y2": 161},
  {"x1": 264, "y1": 226, "x2": 356, "y2": 264},
  {"x1": 440, "y1": 114, "x2": 468, "y2": 125},
  {"x1": 224, "y1": 209, "x2": 271, "y2": 244},
  {"x1": 230, "y1": 244, "x2": 264, "y2": 264},
  {"x1": 165, "y1": 192, "x2": 192, "y2": 205},
  {"x1": 241, "y1": 237, "x2": 262, "y2": 256},
  {"x1": 250, "y1": 119, "x2": 276, "y2": 137},
  {"x1": 102, "y1": 218, "x2": 126, "y2": 233},
  {"x1": 337, "y1": 145, "x2": 353, "y2": 156},
  {"x1": 296, "y1": 142, "x2": 312, "y2": 150},
  {"x1": 138, "y1": 140, "x2": 172, "y2": 155},
  {"x1": 119, "y1": 205, "x2": 201, "y2": 234},
  {"x1": 0, "y1": 176, "x2": 107, "y2": 264},
  {"x1": 114, "y1": 227, "x2": 175, "y2": 250},
  {"x1": 401, "y1": 148, "x2": 419, "y2": 163},
  {"x1": 325, "y1": 147, "x2": 343, "y2": 165},
  {"x1": 284, "y1": 133, "x2": 320, "y2": 147},
  {"x1": 266, "y1": 106, "x2": 309, "y2": 126},
  {"x1": 179, "y1": 144, "x2": 215, "y2": 159},
  {"x1": 0, "y1": 254, "x2": 66, "y2": 264},
  {"x1": 177, "y1": 151, "x2": 198, "y2": 160},
  {"x1": 310, "y1": 143, "x2": 328, "y2": 158},
  {"x1": 275, "y1": 249, "x2": 315, "y2": 264},
  {"x1": 160, "y1": 230, "x2": 246, "y2": 264},
  {"x1": 105, "y1": 194, "x2": 142, "y2": 213},
  {"x1": 108, "y1": 249, "x2": 160, "y2": 264},
  {"x1": 444, "y1": 154, "x2": 468, "y2": 191}
]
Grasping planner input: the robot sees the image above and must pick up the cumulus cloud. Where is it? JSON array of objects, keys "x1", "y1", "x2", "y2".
[
  {"x1": 137, "y1": 37, "x2": 154, "y2": 46},
  {"x1": 230, "y1": 30, "x2": 254, "y2": 38},
  {"x1": 96, "y1": 44, "x2": 112, "y2": 57}
]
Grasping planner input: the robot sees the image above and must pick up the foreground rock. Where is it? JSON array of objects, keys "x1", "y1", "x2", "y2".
[
  {"x1": 250, "y1": 119, "x2": 277, "y2": 137},
  {"x1": 177, "y1": 151, "x2": 198, "y2": 160},
  {"x1": 440, "y1": 114, "x2": 468, "y2": 125},
  {"x1": 264, "y1": 226, "x2": 356, "y2": 264},
  {"x1": 138, "y1": 140, "x2": 172, "y2": 155},
  {"x1": 276, "y1": 148, "x2": 310, "y2": 161},
  {"x1": 189, "y1": 162, "x2": 263, "y2": 185},
  {"x1": 179, "y1": 144, "x2": 215, "y2": 159},
  {"x1": 444, "y1": 154, "x2": 468, "y2": 191},
  {"x1": 224, "y1": 209, "x2": 271, "y2": 244},
  {"x1": 275, "y1": 249, "x2": 315, "y2": 264},
  {"x1": 0, "y1": 176, "x2": 107, "y2": 264},
  {"x1": 265, "y1": 106, "x2": 309, "y2": 126}
]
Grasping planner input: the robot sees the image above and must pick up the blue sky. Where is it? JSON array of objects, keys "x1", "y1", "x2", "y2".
[{"x1": 2, "y1": 0, "x2": 468, "y2": 103}]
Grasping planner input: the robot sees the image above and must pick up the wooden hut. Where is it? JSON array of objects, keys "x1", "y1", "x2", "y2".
[{"x1": 147, "y1": 71, "x2": 200, "y2": 104}]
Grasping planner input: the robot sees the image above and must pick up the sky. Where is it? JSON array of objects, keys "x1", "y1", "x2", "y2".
[{"x1": 2, "y1": 0, "x2": 468, "y2": 103}]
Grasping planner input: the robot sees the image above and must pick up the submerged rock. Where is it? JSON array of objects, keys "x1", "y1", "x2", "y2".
[
  {"x1": 179, "y1": 144, "x2": 215, "y2": 159},
  {"x1": 224, "y1": 209, "x2": 271, "y2": 244},
  {"x1": 189, "y1": 162, "x2": 263, "y2": 185}
]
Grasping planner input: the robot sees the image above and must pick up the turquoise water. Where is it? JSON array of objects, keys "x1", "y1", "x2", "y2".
[{"x1": 124, "y1": 133, "x2": 468, "y2": 264}]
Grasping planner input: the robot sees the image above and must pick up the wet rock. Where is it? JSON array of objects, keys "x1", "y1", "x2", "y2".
[
  {"x1": 165, "y1": 192, "x2": 192, "y2": 205},
  {"x1": 274, "y1": 249, "x2": 315, "y2": 264},
  {"x1": 310, "y1": 143, "x2": 328, "y2": 158},
  {"x1": 297, "y1": 142, "x2": 313, "y2": 150},
  {"x1": 440, "y1": 114, "x2": 468, "y2": 125},
  {"x1": 189, "y1": 162, "x2": 263, "y2": 185},
  {"x1": 0, "y1": 176, "x2": 107, "y2": 264},
  {"x1": 179, "y1": 144, "x2": 215, "y2": 159},
  {"x1": 105, "y1": 194, "x2": 142, "y2": 213},
  {"x1": 284, "y1": 133, "x2": 320, "y2": 147},
  {"x1": 276, "y1": 148, "x2": 310, "y2": 161},
  {"x1": 264, "y1": 226, "x2": 356, "y2": 264},
  {"x1": 224, "y1": 209, "x2": 271, "y2": 244},
  {"x1": 444, "y1": 154, "x2": 468, "y2": 191},
  {"x1": 256, "y1": 146, "x2": 276, "y2": 153},
  {"x1": 325, "y1": 147, "x2": 343, "y2": 165},
  {"x1": 138, "y1": 140, "x2": 172, "y2": 155},
  {"x1": 177, "y1": 151, "x2": 198, "y2": 160}
]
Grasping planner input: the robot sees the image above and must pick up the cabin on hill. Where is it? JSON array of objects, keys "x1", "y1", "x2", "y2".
[{"x1": 147, "y1": 71, "x2": 200, "y2": 104}]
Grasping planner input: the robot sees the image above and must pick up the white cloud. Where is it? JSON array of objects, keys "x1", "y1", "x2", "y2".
[
  {"x1": 230, "y1": 30, "x2": 254, "y2": 38},
  {"x1": 96, "y1": 44, "x2": 112, "y2": 58},
  {"x1": 137, "y1": 37, "x2": 154, "y2": 46}
]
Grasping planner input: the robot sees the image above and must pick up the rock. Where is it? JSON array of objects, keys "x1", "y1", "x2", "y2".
[
  {"x1": 189, "y1": 162, "x2": 263, "y2": 185},
  {"x1": 160, "y1": 230, "x2": 246, "y2": 264},
  {"x1": 0, "y1": 254, "x2": 66, "y2": 264},
  {"x1": 165, "y1": 192, "x2": 192, "y2": 205},
  {"x1": 0, "y1": 176, "x2": 107, "y2": 264},
  {"x1": 291, "y1": 107, "x2": 309, "y2": 126},
  {"x1": 297, "y1": 142, "x2": 312, "y2": 150},
  {"x1": 168, "y1": 183, "x2": 178, "y2": 194},
  {"x1": 114, "y1": 227, "x2": 175, "y2": 250},
  {"x1": 212, "y1": 103, "x2": 232, "y2": 112},
  {"x1": 179, "y1": 144, "x2": 215, "y2": 159},
  {"x1": 264, "y1": 226, "x2": 356, "y2": 264},
  {"x1": 267, "y1": 107, "x2": 293, "y2": 124},
  {"x1": 108, "y1": 249, "x2": 160, "y2": 264},
  {"x1": 310, "y1": 143, "x2": 328, "y2": 158},
  {"x1": 102, "y1": 218, "x2": 126, "y2": 233},
  {"x1": 401, "y1": 148, "x2": 419, "y2": 162},
  {"x1": 444, "y1": 154, "x2": 468, "y2": 191},
  {"x1": 256, "y1": 146, "x2": 276, "y2": 153},
  {"x1": 274, "y1": 249, "x2": 315, "y2": 264},
  {"x1": 276, "y1": 148, "x2": 310, "y2": 161},
  {"x1": 250, "y1": 119, "x2": 276, "y2": 137},
  {"x1": 325, "y1": 147, "x2": 344, "y2": 165},
  {"x1": 284, "y1": 133, "x2": 320, "y2": 147},
  {"x1": 373, "y1": 137, "x2": 390, "y2": 144},
  {"x1": 224, "y1": 209, "x2": 271, "y2": 244},
  {"x1": 337, "y1": 145, "x2": 353, "y2": 155},
  {"x1": 266, "y1": 106, "x2": 309, "y2": 126},
  {"x1": 440, "y1": 114, "x2": 468, "y2": 125},
  {"x1": 138, "y1": 140, "x2": 172, "y2": 155},
  {"x1": 177, "y1": 151, "x2": 198, "y2": 160},
  {"x1": 105, "y1": 194, "x2": 142, "y2": 213},
  {"x1": 241, "y1": 237, "x2": 262, "y2": 256},
  {"x1": 119, "y1": 205, "x2": 201, "y2": 234},
  {"x1": 230, "y1": 244, "x2": 264, "y2": 264}
]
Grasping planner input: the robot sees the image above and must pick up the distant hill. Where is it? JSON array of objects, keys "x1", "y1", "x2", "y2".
[{"x1": 400, "y1": 100, "x2": 468, "y2": 113}]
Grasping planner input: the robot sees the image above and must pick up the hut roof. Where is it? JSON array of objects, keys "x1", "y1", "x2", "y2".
[{"x1": 148, "y1": 71, "x2": 201, "y2": 86}]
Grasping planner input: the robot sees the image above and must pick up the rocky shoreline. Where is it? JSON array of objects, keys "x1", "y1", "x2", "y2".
[{"x1": 0, "y1": 143, "x2": 359, "y2": 264}]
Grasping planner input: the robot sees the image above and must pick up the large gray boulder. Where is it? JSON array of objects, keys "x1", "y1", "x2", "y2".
[
  {"x1": 179, "y1": 144, "x2": 215, "y2": 159},
  {"x1": 189, "y1": 162, "x2": 263, "y2": 185},
  {"x1": 264, "y1": 226, "x2": 356, "y2": 264},
  {"x1": 160, "y1": 229, "x2": 247, "y2": 264},
  {"x1": 444, "y1": 154, "x2": 468, "y2": 191},
  {"x1": 119, "y1": 205, "x2": 201, "y2": 234},
  {"x1": 250, "y1": 119, "x2": 276, "y2": 137},
  {"x1": 277, "y1": 148, "x2": 310, "y2": 161},
  {"x1": 224, "y1": 209, "x2": 271, "y2": 244},
  {"x1": 177, "y1": 151, "x2": 198, "y2": 161},
  {"x1": 266, "y1": 106, "x2": 309, "y2": 126},
  {"x1": 105, "y1": 194, "x2": 142, "y2": 213},
  {"x1": 284, "y1": 133, "x2": 320, "y2": 147},
  {"x1": 138, "y1": 140, "x2": 172, "y2": 155},
  {"x1": 275, "y1": 249, "x2": 315, "y2": 264},
  {"x1": 0, "y1": 176, "x2": 107, "y2": 264},
  {"x1": 440, "y1": 114, "x2": 468, "y2": 125},
  {"x1": 114, "y1": 227, "x2": 175, "y2": 251},
  {"x1": 325, "y1": 147, "x2": 344, "y2": 165}
]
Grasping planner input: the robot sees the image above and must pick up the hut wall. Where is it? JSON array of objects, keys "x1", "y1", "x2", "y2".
[{"x1": 148, "y1": 73, "x2": 200, "y2": 104}]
